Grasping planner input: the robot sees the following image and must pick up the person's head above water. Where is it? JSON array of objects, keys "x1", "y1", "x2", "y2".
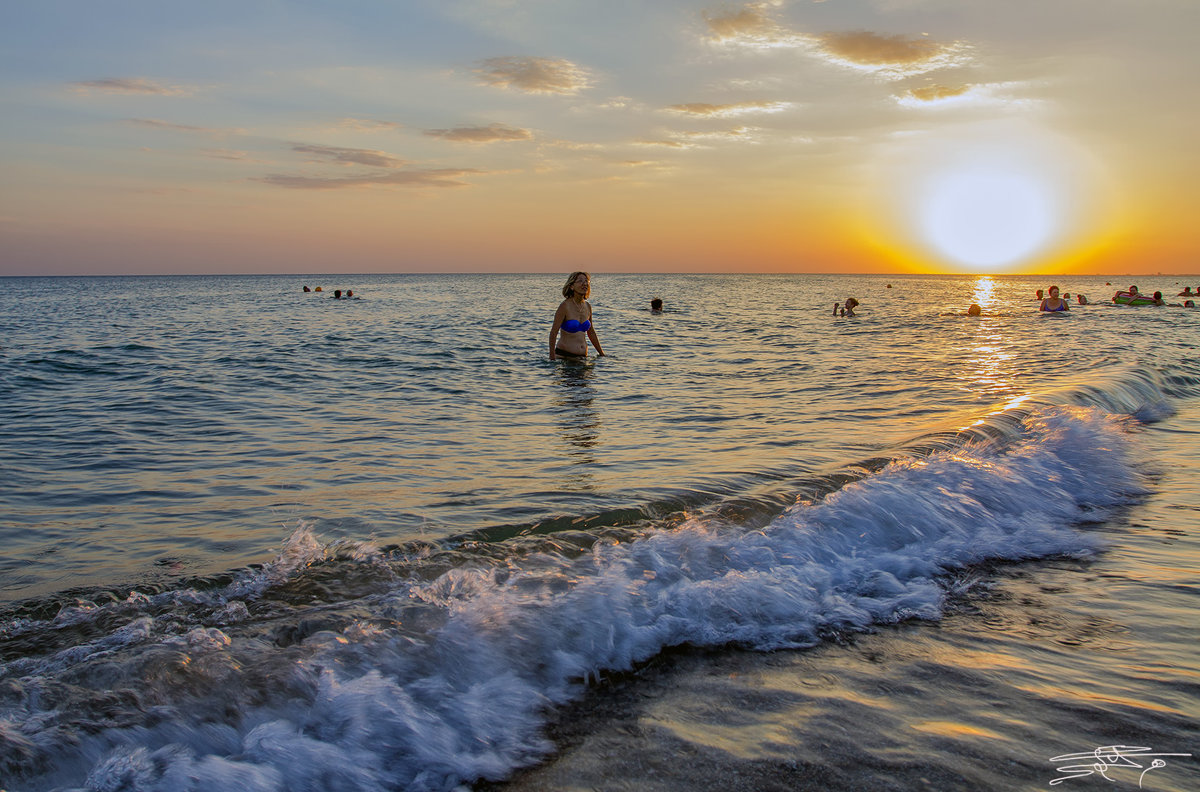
[
  {"x1": 650, "y1": 298, "x2": 663, "y2": 312},
  {"x1": 562, "y1": 271, "x2": 591, "y2": 299},
  {"x1": 967, "y1": 303, "x2": 981, "y2": 316}
]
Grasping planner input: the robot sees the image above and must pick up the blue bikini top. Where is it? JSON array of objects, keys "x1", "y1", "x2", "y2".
[{"x1": 562, "y1": 318, "x2": 591, "y2": 333}]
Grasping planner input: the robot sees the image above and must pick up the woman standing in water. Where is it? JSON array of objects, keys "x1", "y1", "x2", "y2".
[
  {"x1": 1039, "y1": 286, "x2": 1070, "y2": 312},
  {"x1": 549, "y1": 271, "x2": 605, "y2": 360}
]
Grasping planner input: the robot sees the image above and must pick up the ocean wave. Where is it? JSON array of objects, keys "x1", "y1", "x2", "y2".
[{"x1": 0, "y1": 401, "x2": 1147, "y2": 791}]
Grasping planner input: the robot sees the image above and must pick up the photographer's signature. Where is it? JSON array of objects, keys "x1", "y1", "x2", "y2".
[{"x1": 1049, "y1": 745, "x2": 1192, "y2": 788}]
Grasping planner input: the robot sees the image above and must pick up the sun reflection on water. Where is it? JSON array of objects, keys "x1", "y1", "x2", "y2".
[
  {"x1": 971, "y1": 276, "x2": 996, "y2": 309},
  {"x1": 959, "y1": 276, "x2": 1020, "y2": 398}
]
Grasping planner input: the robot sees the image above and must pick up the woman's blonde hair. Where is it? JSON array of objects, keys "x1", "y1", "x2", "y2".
[{"x1": 562, "y1": 271, "x2": 591, "y2": 298}]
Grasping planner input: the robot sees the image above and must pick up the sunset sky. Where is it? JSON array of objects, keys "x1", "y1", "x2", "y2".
[{"x1": 2, "y1": 1, "x2": 1197, "y2": 276}]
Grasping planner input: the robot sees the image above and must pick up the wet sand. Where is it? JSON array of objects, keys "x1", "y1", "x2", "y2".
[{"x1": 491, "y1": 575, "x2": 1197, "y2": 791}]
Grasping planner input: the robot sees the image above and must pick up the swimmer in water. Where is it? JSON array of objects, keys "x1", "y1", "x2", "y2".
[
  {"x1": 549, "y1": 271, "x2": 605, "y2": 361},
  {"x1": 967, "y1": 303, "x2": 982, "y2": 316},
  {"x1": 650, "y1": 298, "x2": 663, "y2": 313},
  {"x1": 1039, "y1": 286, "x2": 1069, "y2": 312},
  {"x1": 833, "y1": 297, "x2": 859, "y2": 317}
]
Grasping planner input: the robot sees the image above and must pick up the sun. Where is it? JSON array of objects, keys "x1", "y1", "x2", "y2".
[
  {"x1": 920, "y1": 163, "x2": 1056, "y2": 269},
  {"x1": 868, "y1": 121, "x2": 1105, "y2": 273}
]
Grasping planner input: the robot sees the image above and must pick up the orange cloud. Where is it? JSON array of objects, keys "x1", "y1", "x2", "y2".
[
  {"x1": 71, "y1": 77, "x2": 192, "y2": 96},
  {"x1": 703, "y1": 6, "x2": 968, "y2": 76},
  {"x1": 423, "y1": 123, "x2": 533, "y2": 143},
  {"x1": 704, "y1": 3, "x2": 795, "y2": 47},
  {"x1": 814, "y1": 31, "x2": 969, "y2": 76},
  {"x1": 817, "y1": 31, "x2": 941, "y2": 65},
  {"x1": 473, "y1": 56, "x2": 592, "y2": 94},
  {"x1": 904, "y1": 84, "x2": 972, "y2": 102}
]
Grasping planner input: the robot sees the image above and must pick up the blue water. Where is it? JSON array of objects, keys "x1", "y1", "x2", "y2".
[{"x1": 1, "y1": 273, "x2": 1198, "y2": 791}]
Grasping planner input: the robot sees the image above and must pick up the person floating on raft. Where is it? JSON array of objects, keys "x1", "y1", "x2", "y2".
[{"x1": 1112, "y1": 285, "x2": 1155, "y2": 305}]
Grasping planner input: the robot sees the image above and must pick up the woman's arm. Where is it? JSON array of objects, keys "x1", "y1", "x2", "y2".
[
  {"x1": 587, "y1": 324, "x2": 604, "y2": 356},
  {"x1": 549, "y1": 303, "x2": 566, "y2": 359},
  {"x1": 582, "y1": 301, "x2": 604, "y2": 355}
]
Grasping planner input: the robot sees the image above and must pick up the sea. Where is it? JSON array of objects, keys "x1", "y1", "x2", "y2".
[{"x1": 1, "y1": 273, "x2": 1198, "y2": 792}]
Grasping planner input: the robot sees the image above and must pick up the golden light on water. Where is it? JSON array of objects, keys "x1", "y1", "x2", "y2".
[
  {"x1": 959, "y1": 278, "x2": 1018, "y2": 398},
  {"x1": 961, "y1": 331, "x2": 1018, "y2": 398},
  {"x1": 910, "y1": 720, "x2": 1006, "y2": 740},
  {"x1": 971, "y1": 276, "x2": 997, "y2": 309}
]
